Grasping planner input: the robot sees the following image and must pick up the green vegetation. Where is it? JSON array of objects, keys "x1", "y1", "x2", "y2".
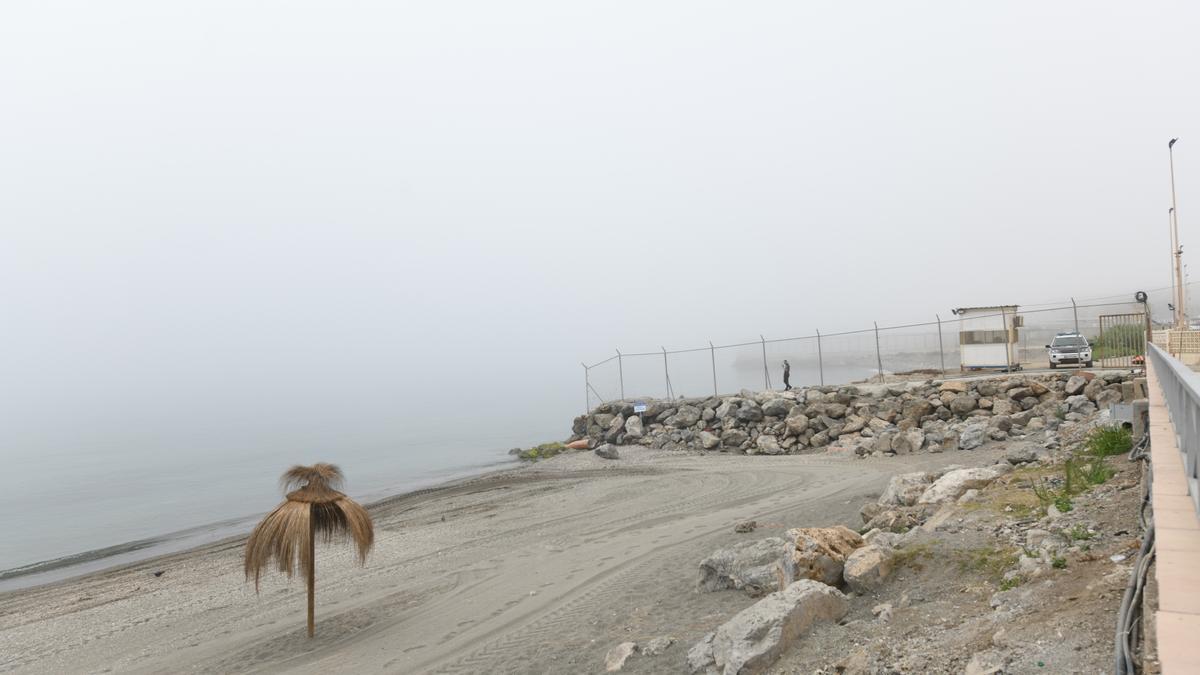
[
  {"x1": 518, "y1": 441, "x2": 568, "y2": 461},
  {"x1": 1068, "y1": 524, "x2": 1095, "y2": 541},
  {"x1": 955, "y1": 545, "x2": 1020, "y2": 583},
  {"x1": 1029, "y1": 455, "x2": 1113, "y2": 514},
  {"x1": 1093, "y1": 324, "x2": 1146, "y2": 360},
  {"x1": 999, "y1": 576, "x2": 1024, "y2": 591},
  {"x1": 891, "y1": 541, "x2": 936, "y2": 571},
  {"x1": 1051, "y1": 555, "x2": 1068, "y2": 569},
  {"x1": 1085, "y1": 425, "x2": 1133, "y2": 457}
]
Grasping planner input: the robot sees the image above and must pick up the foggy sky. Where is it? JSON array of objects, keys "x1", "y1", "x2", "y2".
[{"x1": 3, "y1": 1, "x2": 1200, "y2": 457}]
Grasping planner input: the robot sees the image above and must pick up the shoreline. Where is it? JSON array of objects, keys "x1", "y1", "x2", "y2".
[
  {"x1": 0, "y1": 444, "x2": 1010, "y2": 674},
  {"x1": 0, "y1": 454, "x2": 522, "y2": 595}
]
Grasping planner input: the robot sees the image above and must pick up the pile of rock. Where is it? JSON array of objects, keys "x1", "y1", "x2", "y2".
[{"x1": 571, "y1": 371, "x2": 1140, "y2": 457}]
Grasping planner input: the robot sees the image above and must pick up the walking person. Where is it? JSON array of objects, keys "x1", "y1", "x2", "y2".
[{"x1": 782, "y1": 360, "x2": 791, "y2": 391}]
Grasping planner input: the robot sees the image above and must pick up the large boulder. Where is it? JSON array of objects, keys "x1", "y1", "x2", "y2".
[
  {"x1": 784, "y1": 412, "x2": 810, "y2": 437},
  {"x1": 594, "y1": 444, "x2": 620, "y2": 460},
  {"x1": 784, "y1": 526, "x2": 864, "y2": 586},
  {"x1": 1083, "y1": 378, "x2": 1105, "y2": 402},
  {"x1": 668, "y1": 406, "x2": 702, "y2": 429},
  {"x1": 1065, "y1": 395, "x2": 1095, "y2": 415},
  {"x1": 890, "y1": 428, "x2": 925, "y2": 454},
  {"x1": 753, "y1": 435, "x2": 783, "y2": 455},
  {"x1": 699, "y1": 430, "x2": 721, "y2": 450},
  {"x1": 959, "y1": 422, "x2": 988, "y2": 450},
  {"x1": 917, "y1": 465, "x2": 1011, "y2": 504},
  {"x1": 842, "y1": 544, "x2": 894, "y2": 593},
  {"x1": 878, "y1": 472, "x2": 933, "y2": 507},
  {"x1": 624, "y1": 415, "x2": 644, "y2": 439},
  {"x1": 939, "y1": 380, "x2": 969, "y2": 393},
  {"x1": 721, "y1": 429, "x2": 749, "y2": 449},
  {"x1": 761, "y1": 398, "x2": 795, "y2": 418},
  {"x1": 687, "y1": 580, "x2": 849, "y2": 675},
  {"x1": 736, "y1": 403, "x2": 765, "y2": 423},
  {"x1": 949, "y1": 395, "x2": 978, "y2": 415},
  {"x1": 1064, "y1": 375, "x2": 1088, "y2": 396},
  {"x1": 698, "y1": 538, "x2": 792, "y2": 595}
]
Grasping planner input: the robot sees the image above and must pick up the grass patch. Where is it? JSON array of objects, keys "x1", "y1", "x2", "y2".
[
  {"x1": 892, "y1": 541, "x2": 936, "y2": 571},
  {"x1": 1029, "y1": 455, "x2": 1112, "y2": 513},
  {"x1": 955, "y1": 545, "x2": 1020, "y2": 583},
  {"x1": 1068, "y1": 524, "x2": 1095, "y2": 541},
  {"x1": 999, "y1": 576, "x2": 1023, "y2": 591},
  {"x1": 1085, "y1": 425, "x2": 1132, "y2": 457},
  {"x1": 1051, "y1": 556, "x2": 1068, "y2": 569}
]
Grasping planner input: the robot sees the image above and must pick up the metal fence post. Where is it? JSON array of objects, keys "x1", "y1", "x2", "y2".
[
  {"x1": 662, "y1": 347, "x2": 672, "y2": 400},
  {"x1": 616, "y1": 349, "x2": 625, "y2": 401},
  {"x1": 1071, "y1": 297, "x2": 1079, "y2": 335},
  {"x1": 1000, "y1": 306, "x2": 1013, "y2": 372},
  {"x1": 760, "y1": 335, "x2": 771, "y2": 390},
  {"x1": 816, "y1": 329, "x2": 825, "y2": 386},
  {"x1": 935, "y1": 314, "x2": 946, "y2": 376},
  {"x1": 873, "y1": 322, "x2": 884, "y2": 383},
  {"x1": 582, "y1": 363, "x2": 590, "y2": 414},
  {"x1": 709, "y1": 341, "x2": 718, "y2": 396}
]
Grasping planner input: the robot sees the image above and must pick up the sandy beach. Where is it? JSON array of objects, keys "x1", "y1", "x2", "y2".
[{"x1": 0, "y1": 446, "x2": 1007, "y2": 674}]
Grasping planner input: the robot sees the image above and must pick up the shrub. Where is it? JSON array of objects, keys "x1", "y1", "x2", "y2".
[
  {"x1": 1086, "y1": 426, "x2": 1132, "y2": 457},
  {"x1": 1093, "y1": 324, "x2": 1145, "y2": 359},
  {"x1": 1051, "y1": 556, "x2": 1068, "y2": 569}
]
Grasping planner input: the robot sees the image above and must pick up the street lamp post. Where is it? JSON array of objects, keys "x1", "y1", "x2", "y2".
[{"x1": 1170, "y1": 138, "x2": 1185, "y2": 327}]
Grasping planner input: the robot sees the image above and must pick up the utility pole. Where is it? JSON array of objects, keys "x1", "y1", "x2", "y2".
[{"x1": 1170, "y1": 138, "x2": 1186, "y2": 327}]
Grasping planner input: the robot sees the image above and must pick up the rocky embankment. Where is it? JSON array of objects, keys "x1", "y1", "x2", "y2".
[{"x1": 570, "y1": 371, "x2": 1140, "y2": 458}]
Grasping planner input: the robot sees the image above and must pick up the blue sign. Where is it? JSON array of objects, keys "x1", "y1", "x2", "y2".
[{"x1": 633, "y1": 401, "x2": 647, "y2": 414}]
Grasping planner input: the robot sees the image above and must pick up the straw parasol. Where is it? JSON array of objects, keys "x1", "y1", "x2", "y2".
[{"x1": 244, "y1": 463, "x2": 374, "y2": 637}]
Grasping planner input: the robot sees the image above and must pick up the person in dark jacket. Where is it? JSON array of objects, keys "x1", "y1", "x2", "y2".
[{"x1": 782, "y1": 360, "x2": 791, "y2": 390}]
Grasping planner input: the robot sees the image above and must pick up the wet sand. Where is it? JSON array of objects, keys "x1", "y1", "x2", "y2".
[{"x1": 0, "y1": 446, "x2": 1004, "y2": 674}]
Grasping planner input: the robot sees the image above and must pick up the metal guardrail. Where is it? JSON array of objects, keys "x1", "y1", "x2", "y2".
[{"x1": 1147, "y1": 342, "x2": 1200, "y2": 514}]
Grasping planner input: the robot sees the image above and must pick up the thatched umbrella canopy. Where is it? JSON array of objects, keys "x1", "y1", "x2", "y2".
[{"x1": 244, "y1": 463, "x2": 374, "y2": 637}]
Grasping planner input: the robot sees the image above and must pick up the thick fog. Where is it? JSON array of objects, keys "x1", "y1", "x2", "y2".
[{"x1": 3, "y1": 1, "x2": 1200, "y2": 460}]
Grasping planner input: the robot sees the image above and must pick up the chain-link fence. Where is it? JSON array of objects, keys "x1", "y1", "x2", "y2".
[{"x1": 582, "y1": 297, "x2": 1152, "y2": 412}]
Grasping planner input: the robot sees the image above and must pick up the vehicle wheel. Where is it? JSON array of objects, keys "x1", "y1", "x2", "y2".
[
  {"x1": 1049, "y1": 362, "x2": 1056, "y2": 369},
  {"x1": 1085, "y1": 360, "x2": 1093, "y2": 368}
]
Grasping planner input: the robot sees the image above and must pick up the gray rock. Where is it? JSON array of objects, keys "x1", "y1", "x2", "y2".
[
  {"x1": 950, "y1": 395, "x2": 978, "y2": 415},
  {"x1": 878, "y1": 472, "x2": 933, "y2": 507},
  {"x1": 1065, "y1": 395, "x2": 1095, "y2": 415},
  {"x1": 668, "y1": 406, "x2": 702, "y2": 429},
  {"x1": 605, "y1": 642, "x2": 637, "y2": 672},
  {"x1": 594, "y1": 444, "x2": 620, "y2": 460},
  {"x1": 959, "y1": 422, "x2": 988, "y2": 450},
  {"x1": 891, "y1": 428, "x2": 925, "y2": 453},
  {"x1": 699, "y1": 430, "x2": 721, "y2": 450},
  {"x1": 641, "y1": 637, "x2": 676, "y2": 657},
  {"x1": 1083, "y1": 378, "x2": 1105, "y2": 402},
  {"x1": 1005, "y1": 442, "x2": 1042, "y2": 464},
  {"x1": 721, "y1": 429, "x2": 750, "y2": 449},
  {"x1": 761, "y1": 398, "x2": 795, "y2": 418},
  {"x1": 843, "y1": 544, "x2": 894, "y2": 593},
  {"x1": 917, "y1": 465, "x2": 1011, "y2": 504},
  {"x1": 1065, "y1": 375, "x2": 1088, "y2": 396},
  {"x1": 698, "y1": 537, "x2": 792, "y2": 595},
  {"x1": 736, "y1": 403, "x2": 765, "y2": 423},
  {"x1": 687, "y1": 580, "x2": 849, "y2": 675},
  {"x1": 624, "y1": 415, "x2": 644, "y2": 439},
  {"x1": 753, "y1": 434, "x2": 783, "y2": 455},
  {"x1": 784, "y1": 412, "x2": 810, "y2": 437}
]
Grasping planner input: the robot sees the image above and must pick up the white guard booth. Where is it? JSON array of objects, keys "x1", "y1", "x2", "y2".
[{"x1": 954, "y1": 305, "x2": 1021, "y2": 371}]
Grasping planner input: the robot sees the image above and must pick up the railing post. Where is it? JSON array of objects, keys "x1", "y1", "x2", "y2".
[
  {"x1": 1071, "y1": 297, "x2": 1079, "y2": 335},
  {"x1": 582, "y1": 363, "x2": 590, "y2": 414},
  {"x1": 873, "y1": 322, "x2": 884, "y2": 383},
  {"x1": 760, "y1": 335, "x2": 771, "y2": 390},
  {"x1": 709, "y1": 341, "x2": 718, "y2": 396},
  {"x1": 616, "y1": 349, "x2": 624, "y2": 401},
  {"x1": 662, "y1": 347, "x2": 672, "y2": 401},
  {"x1": 936, "y1": 313, "x2": 946, "y2": 376},
  {"x1": 816, "y1": 328, "x2": 825, "y2": 386}
]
